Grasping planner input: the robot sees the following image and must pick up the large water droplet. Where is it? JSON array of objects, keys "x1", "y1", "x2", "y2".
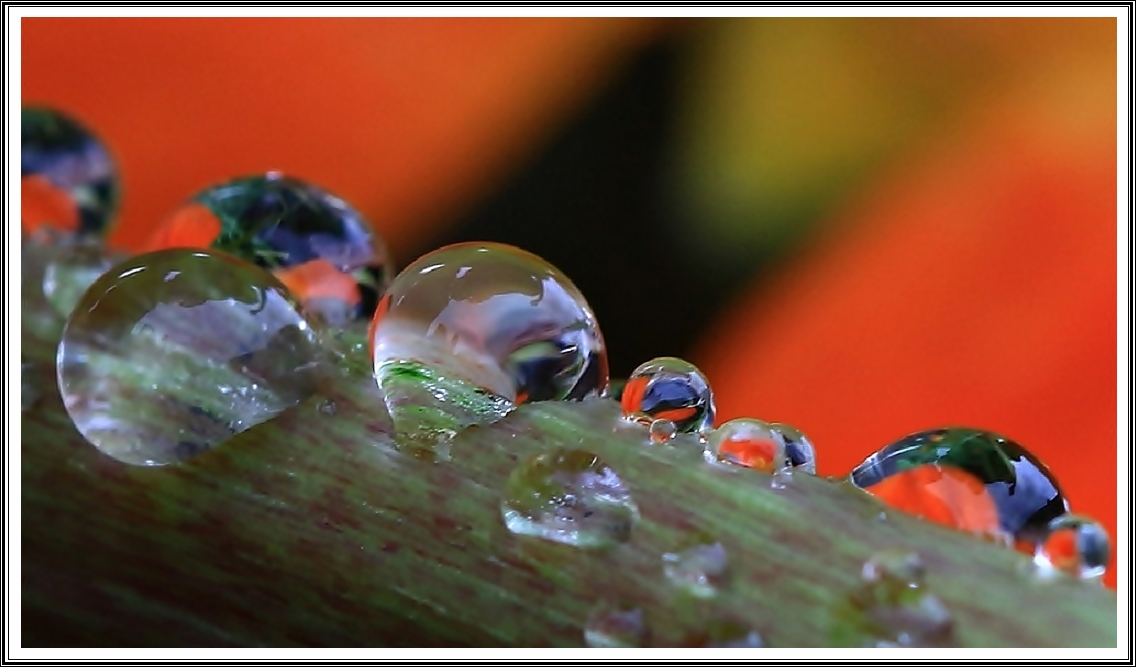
[
  {"x1": 370, "y1": 242, "x2": 608, "y2": 438},
  {"x1": 584, "y1": 601, "x2": 648, "y2": 647},
  {"x1": 662, "y1": 531, "x2": 729, "y2": 598},
  {"x1": 43, "y1": 238, "x2": 124, "y2": 317},
  {"x1": 56, "y1": 249, "x2": 326, "y2": 466},
  {"x1": 833, "y1": 549, "x2": 954, "y2": 647},
  {"x1": 146, "y1": 172, "x2": 392, "y2": 328},
  {"x1": 849, "y1": 427, "x2": 1067, "y2": 546},
  {"x1": 22, "y1": 106, "x2": 120, "y2": 242},
  {"x1": 620, "y1": 357, "x2": 714, "y2": 437},
  {"x1": 501, "y1": 449, "x2": 638, "y2": 548},
  {"x1": 1033, "y1": 514, "x2": 1110, "y2": 581},
  {"x1": 705, "y1": 418, "x2": 815, "y2": 474}
]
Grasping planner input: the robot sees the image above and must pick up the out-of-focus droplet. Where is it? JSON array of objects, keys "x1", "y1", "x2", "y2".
[
  {"x1": 22, "y1": 106, "x2": 120, "y2": 242},
  {"x1": 584, "y1": 600, "x2": 648, "y2": 647},
  {"x1": 317, "y1": 398, "x2": 338, "y2": 416},
  {"x1": 147, "y1": 172, "x2": 392, "y2": 328},
  {"x1": 43, "y1": 238, "x2": 125, "y2": 317},
  {"x1": 832, "y1": 549, "x2": 954, "y2": 647},
  {"x1": 22, "y1": 360, "x2": 40, "y2": 412},
  {"x1": 662, "y1": 531, "x2": 729, "y2": 598},
  {"x1": 370, "y1": 242, "x2": 608, "y2": 439},
  {"x1": 706, "y1": 418, "x2": 815, "y2": 473},
  {"x1": 501, "y1": 448, "x2": 638, "y2": 548},
  {"x1": 621, "y1": 357, "x2": 715, "y2": 437},
  {"x1": 1033, "y1": 514, "x2": 1110, "y2": 581},
  {"x1": 648, "y1": 418, "x2": 677, "y2": 444},
  {"x1": 57, "y1": 249, "x2": 326, "y2": 466},
  {"x1": 849, "y1": 427, "x2": 1067, "y2": 547}
]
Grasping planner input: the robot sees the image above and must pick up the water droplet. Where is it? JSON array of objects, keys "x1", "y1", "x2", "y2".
[
  {"x1": 648, "y1": 418, "x2": 677, "y2": 444},
  {"x1": 22, "y1": 361, "x2": 40, "y2": 412},
  {"x1": 56, "y1": 248, "x2": 327, "y2": 466},
  {"x1": 21, "y1": 106, "x2": 120, "y2": 242},
  {"x1": 769, "y1": 467, "x2": 794, "y2": 490},
  {"x1": 317, "y1": 398, "x2": 338, "y2": 416},
  {"x1": 584, "y1": 601, "x2": 648, "y2": 647},
  {"x1": 1033, "y1": 514, "x2": 1110, "y2": 581},
  {"x1": 687, "y1": 619, "x2": 765, "y2": 647},
  {"x1": 662, "y1": 531, "x2": 729, "y2": 598},
  {"x1": 370, "y1": 242, "x2": 608, "y2": 438},
  {"x1": 146, "y1": 172, "x2": 392, "y2": 328},
  {"x1": 705, "y1": 418, "x2": 813, "y2": 473},
  {"x1": 43, "y1": 238, "x2": 125, "y2": 317},
  {"x1": 620, "y1": 357, "x2": 714, "y2": 437},
  {"x1": 833, "y1": 550, "x2": 954, "y2": 647},
  {"x1": 848, "y1": 427, "x2": 1067, "y2": 546},
  {"x1": 501, "y1": 448, "x2": 637, "y2": 548}
]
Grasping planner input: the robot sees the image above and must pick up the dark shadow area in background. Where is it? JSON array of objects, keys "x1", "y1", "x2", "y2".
[{"x1": 420, "y1": 31, "x2": 751, "y2": 379}]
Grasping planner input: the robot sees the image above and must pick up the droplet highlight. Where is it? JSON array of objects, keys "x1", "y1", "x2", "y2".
[
  {"x1": 56, "y1": 249, "x2": 326, "y2": 466},
  {"x1": 620, "y1": 357, "x2": 714, "y2": 436},
  {"x1": 849, "y1": 427, "x2": 1067, "y2": 546},
  {"x1": 147, "y1": 172, "x2": 392, "y2": 327},
  {"x1": 501, "y1": 449, "x2": 638, "y2": 548},
  {"x1": 1033, "y1": 514, "x2": 1110, "y2": 581},
  {"x1": 370, "y1": 242, "x2": 608, "y2": 438},
  {"x1": 584, "y1": 601, "x2": 648, "y2": 648}
]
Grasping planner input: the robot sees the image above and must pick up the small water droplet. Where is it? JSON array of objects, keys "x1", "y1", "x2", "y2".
[
  {"x1": 706, "y1": 418, "x2": 810, "y2": 473},
  {"x1": 56, "y1": 248, "x2": 327, "y2": 466},
  {"x1": 832, "y1": 549, "x2": 954, "y2": 647},
  {"x1": 648, "y1": 418, "x2": 677, "y2": 444},
  {"x1": 370, "y1": 242, "x2": 608, "y2": 439},
  {"x1": 1032, "y1": 514, "x2": 1110, "y2": 581},
  {"x1": 43, "y1": 239, "x2": 125, "y2": 318},
  {"x1": 662, "y1": 531, "x2": 729, "y2": 598},
  {"x1": 147, "y1": 172, "x2": 392, "y2": 328},
  {"x1": 501, "y1": 448, "x2": 638, "y2": 548},
  {"x1": 584, "y1": 600, "x2": 648, "y2": 647},
  {"x1": 22, "y1": 361, "x2": 40, "y2": 412},
  {"x1": 620, "y1": 357, "x2": 714, "y2": 437},
  {"x1": 317, "y1": 398, "x2": 338, "y2": 416},
  {"x1": 769, "y1": 467, "x2": 794, "y2": 490},
  {"x1": 848, "y1": 427, "x2": 1066, "y2": 546}
]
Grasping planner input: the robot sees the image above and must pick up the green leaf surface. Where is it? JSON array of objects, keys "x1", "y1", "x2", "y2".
[{"x1": 20, "y1": 292, "x2": 1117, "y2": 648}]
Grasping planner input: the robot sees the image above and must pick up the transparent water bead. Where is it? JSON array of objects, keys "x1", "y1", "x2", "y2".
[
  {"x1": 501, "y1": 449, "x2": 638, "y2": 548},
  {"x1": 661, "y1": 531, "x2": 729, "y2": 598},
  {"x1": 706, "y1": 418, "x2": 816, "y2": 474},
  {"x1": 43, "y1": 238, "x2": 125, "y2": 317},
  {"x1": 370, "y1": 242, "x2": 608, "y2": 436},
  {"x1": 57, "y1": 249, "x2": 326, "y2": 466},
  {"x1": 1033, "y1": 514, "x2": 1110, "y2": 581},
  {"x1": 620, "y1": 357, "x2": 714, "y2": 436},
  {"x1": 849, "y1": 427, "x2": 1067, "y2": 547},
  {"x1": 833, "y1": 549, "x2": 954, "y2": 647},
  {"x1": 584, "y1": 601, "x2": 648, "y2": 647},
  {"x1": 147, "y1": 172, "x2": 392, "y2": 328},
  {"x1": 22, "y1": 106, "x2": 120, "y2": 241}
]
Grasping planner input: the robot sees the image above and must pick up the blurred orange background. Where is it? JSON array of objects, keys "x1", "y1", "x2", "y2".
[{"x1": 22, "y1": 17, "x2": 1119, "y2": 586}]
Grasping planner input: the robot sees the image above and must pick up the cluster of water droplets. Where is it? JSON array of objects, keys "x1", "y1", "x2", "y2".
[{"x1": 25, "y1": 106, "x2": 1113, "y2": 648}]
